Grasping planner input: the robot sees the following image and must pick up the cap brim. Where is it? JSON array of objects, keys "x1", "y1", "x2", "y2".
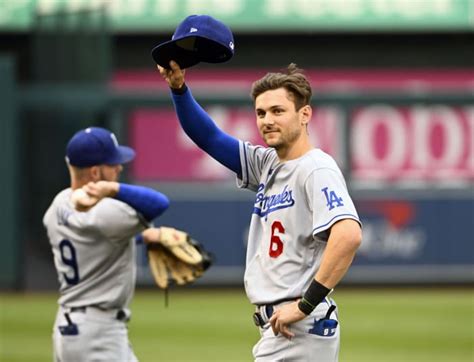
[
  {"x1": 106, "y1": 146, "x2": 136, "y2": 165},
  {"x1": 151, "y1": 38, "x2": 201, "y2": 69},
  {"x1": 118, "y1": 146, "x2": 136, "y2": 164},
  {"x1": 151, "y1": 36, "x2": 233, "y2": 69}
]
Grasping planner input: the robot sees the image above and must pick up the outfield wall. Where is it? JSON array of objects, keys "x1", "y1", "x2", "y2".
[{"x1": 135, "y1": 188, "x2": 474, "y2": 286}]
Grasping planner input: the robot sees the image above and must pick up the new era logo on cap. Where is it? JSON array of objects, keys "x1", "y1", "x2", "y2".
[
  {"x1": 66, "y1": 127, "x2": 135, "y2": 167},
  {"x1": 151, "y1": 14, "x2": 235, "y2": 69}
]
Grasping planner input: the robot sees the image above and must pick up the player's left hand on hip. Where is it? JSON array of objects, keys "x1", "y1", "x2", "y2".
[{"x1": 269, "y1": 301, "x2": 306, "y2": 340}]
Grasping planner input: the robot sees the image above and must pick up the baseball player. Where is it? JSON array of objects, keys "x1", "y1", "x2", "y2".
[
  {"x1": 43, "y1": 126, "x2": 170, "y2": 361},
  {"x1": 158, "y1": 62, "x2": 362, "y2": 361}
]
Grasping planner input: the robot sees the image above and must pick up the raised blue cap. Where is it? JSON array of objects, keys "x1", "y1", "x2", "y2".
[{"x1": 151, "y1": 14, "x2": 234, "y2": 69}]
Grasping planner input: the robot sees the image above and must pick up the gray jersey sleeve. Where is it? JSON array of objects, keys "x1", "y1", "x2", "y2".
[
  {"x1": 69, "y1": 198, "x2": 148, "y2": 245},
  {"x1": 237, "y1": 141, "x2": 277, "y2": 192},
  {"x1": 305, "y1": 167, "x2": 360, "y2": 239},
  {"x1": 92, "y1": 199, "x2": 148, "y2": 243}
]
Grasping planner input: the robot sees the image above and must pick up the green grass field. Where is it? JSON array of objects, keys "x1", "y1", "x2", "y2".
[{"x1": 1, "y1": 288, "x2": 472, "y2": 361}]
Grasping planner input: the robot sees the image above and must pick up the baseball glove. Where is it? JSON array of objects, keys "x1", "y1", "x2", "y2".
[{"x1": 146, "y1": 227, "x2": 213, "y2": 289}]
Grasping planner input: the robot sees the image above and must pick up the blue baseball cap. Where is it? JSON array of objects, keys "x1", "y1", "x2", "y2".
[
  {"x1": 66, "y1": 127, "x2": 135, "y2": 167},
  {"x1": 151, "y1": 14, "x2": 234, "y2": 69}
]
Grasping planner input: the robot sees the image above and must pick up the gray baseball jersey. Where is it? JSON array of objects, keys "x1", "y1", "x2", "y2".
[
  {"x1": 238, "y1": 142, "x2": 360, "y2": 305},
  {"x1": 43, "y1": 188, "x2": 148, "y2": 309}
]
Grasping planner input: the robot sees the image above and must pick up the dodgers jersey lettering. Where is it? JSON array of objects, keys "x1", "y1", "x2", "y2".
[
  {"x1": 238, "y1": 142, "x2": 360, "y2": 305},
  {"x1": 43, "y1": 188, "x2": 148, "y2": 309}
]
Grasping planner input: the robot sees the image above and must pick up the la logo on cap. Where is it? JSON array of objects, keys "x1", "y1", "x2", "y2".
[{"x1": 110, "y1": 133, "x2": 119, "y2": 147}]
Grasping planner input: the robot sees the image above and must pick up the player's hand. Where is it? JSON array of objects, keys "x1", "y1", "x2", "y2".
[
  {"x1": 269, "y1": 301, "x2": 306, "y2": 340},
  {"x1": 71, "y1": 187, "x2": 99, "y2": 212},
  {"x1": 81, "y1": 181, "x2": 119, "y2": 205},
  {"x1": 157, "y1": 60, "x2": 186, "y2": 90},
  {"x1": 72, "y1": 181, "x2": 118, "y2": 211},
  {"x1": 71, "y1": 181, "x2": 115, "y2": 211},
  {"x1": 141, "y1": 228, "x2": 162, "y2": 243}
]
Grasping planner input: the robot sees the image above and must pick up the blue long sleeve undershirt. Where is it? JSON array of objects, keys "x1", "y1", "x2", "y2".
[
  {"x1": 115, "y1": 184, "x2": 169, "y2": 222},
  {"x1": 171, "y1": 85, "x2": 242, "y2": 176}
]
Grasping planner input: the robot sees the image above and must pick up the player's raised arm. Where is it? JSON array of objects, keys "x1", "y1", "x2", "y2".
[
  {"x1": 79, "y1": 181, "x2": 170, "y2": 222},
  {"x1": 157, "y1": 61, "x2": 242, "y2": 176}
]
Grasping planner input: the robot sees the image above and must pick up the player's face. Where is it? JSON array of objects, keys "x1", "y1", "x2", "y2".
[
  {"x1": 99, "y1": 164, "x2": 123, "y2": 182},
  {"x1": 255, "y1": 88, "x2": 307, "y2": 150}
]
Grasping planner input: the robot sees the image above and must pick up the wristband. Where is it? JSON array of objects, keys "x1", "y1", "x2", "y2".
[{"x1": 298, "y1": 280, "x2": 331, "y2": 315}]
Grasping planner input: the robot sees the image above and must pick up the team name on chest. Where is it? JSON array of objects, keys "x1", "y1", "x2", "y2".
[{"x1": 253, "y1": 183, "x2": 295, "y2": 218}]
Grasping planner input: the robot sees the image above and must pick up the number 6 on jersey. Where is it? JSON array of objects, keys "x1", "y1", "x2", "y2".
[{"x1": 269, "y1": 221, "x2": 285, "y2": 258}]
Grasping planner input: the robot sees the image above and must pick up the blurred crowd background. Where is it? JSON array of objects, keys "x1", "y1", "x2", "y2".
[{"x1": 1, "y1": 0, "x2": 473, "y2": 291}]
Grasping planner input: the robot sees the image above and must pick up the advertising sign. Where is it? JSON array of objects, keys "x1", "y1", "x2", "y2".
[
  {"x1": 130, "y1": 104, "x2": 473, "y2": 185},
  {"x1": 355, "y1": 199, "x2": 474, "y2": 264},
  {"x1": 351, "y1": 105, "x2": 474, "y2": 185}
]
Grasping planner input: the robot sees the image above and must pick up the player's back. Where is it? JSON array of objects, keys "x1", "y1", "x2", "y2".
[{"x1": 43, "y1": 189, "x2": 144, "y2": 309}]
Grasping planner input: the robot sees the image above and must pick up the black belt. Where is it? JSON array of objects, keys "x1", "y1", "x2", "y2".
[
  {"x1": 69, "y1": 306, "x2": 128, "y2": 321},
  {"x1": 69, "y1": 306, "x2": 87, "y2": 313},
  {"x1": 253, "y1": 299, "x2": 336, "y2": 329},
  {"x1": 253, "y1": 297, "x2": 299, "y2": 327}
]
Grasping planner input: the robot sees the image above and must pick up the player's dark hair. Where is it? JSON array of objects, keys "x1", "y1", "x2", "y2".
[{"x1": 251, "y1": 63, "x2": 312, "y2": 111}]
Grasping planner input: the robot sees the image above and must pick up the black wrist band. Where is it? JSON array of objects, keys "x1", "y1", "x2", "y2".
[
  {"x1": 298, "y1": 280, "x2": 331, "y2": 315},
  {"x1": 170, "y1": 83, "x2": 187, "y2": 95}
]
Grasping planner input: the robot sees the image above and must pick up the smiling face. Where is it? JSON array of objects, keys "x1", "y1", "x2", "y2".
[{"x1": 255, "y1": 88, "x2": 311, "y2": 156}]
